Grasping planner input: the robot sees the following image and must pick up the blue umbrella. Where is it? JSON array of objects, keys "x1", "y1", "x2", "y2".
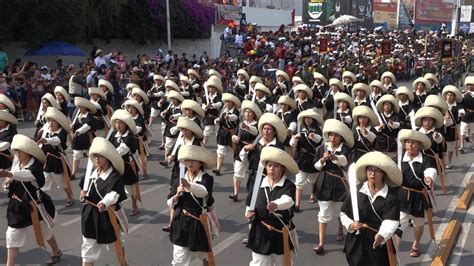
[{"x1": 24, "y1": 41, "x2": 86, "y2": 56}]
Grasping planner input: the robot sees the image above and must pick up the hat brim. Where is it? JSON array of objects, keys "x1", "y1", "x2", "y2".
[
  {"x1": 178, "y1": 145, "x2": 216, "y2": 169},
  {"x1": 11, "y1": 134, "x2": 46, "y2": 162},
  {"x1": 181, "y1": 100, "x2": 205, "y2": 119},
  {"x1": 0, "y1": 110, "x2": 18, "y2": 125},
  {"x1": 398, "y1": 129, "x2": 432, "y2": 150},
  {"x1": 297, "y1": 109, "x2": 324, "y2": 126},
  {"x1": 376, "y1": 95, "x2": 400, "y2": 113},
  {"x1": 323, "y1": 119, "x2": 354, "y2": 148},
  {"x1": 261, "y1": 146, "x2": 299, "y2": 176},
  {"x1": 258, "y1": 113, "x2": 288, "y2": 143},
  {"x1": 352, "y1": 105, "x2": 378, "y2": 127},
  {"x1": 44, "y1": 107, "x2": 70, "y2": 133},
  {"x1": 241, "y1": 100, "x2": 262, "y2": 119},
  {"x1": 111, "y1": 109, "x2": 138, "y2": 135},
  {"x1": 75, "y1": 97, "x2": 97, "y2": 114},
  {"x1": 177, "y1": 117, "x2": 203, "y2": 139},
  {"x1": 414, "y1": 107, "x2": 444, "y2": 129},
  {"x1": 89, "y1": 137, "x2": 125, "y2": 175},
  {"x1": 122, "y1": 99, "x2": 144, "y2": 116},
  {"x1": 355, "y1": 151, "x2": 402, "y2": 187}
]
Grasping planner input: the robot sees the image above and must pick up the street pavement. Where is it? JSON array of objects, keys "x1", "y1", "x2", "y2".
[{"x1": 0, "y1": 91, "x2": 473, "y2": 265}]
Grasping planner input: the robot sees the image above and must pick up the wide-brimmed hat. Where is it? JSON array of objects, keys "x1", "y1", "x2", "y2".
[
  {"x1": 297, "y1": 108, "x2": 323, "y2": 125},
  {"x1": 237, "y1": 69, "x2": 249, "y2": 81},
  {"x1": 126, "y1": 83, "x2": 140, "y2": 91},
  {"x1": 351, "y1": 83, "x2": 371, "y2": 96},
  {"x1": 329, "y1": 78, "x2": 344, "y2": 91},
  {"x1": 352, "y1": 105, "x2": 379, "y2": 127},
  {"x1": 278, "y1": 95, "x2": 296, "y2": 110},
  {"x1": 260, "y1": 146, "x2": 299, "y2": 176},
  {"x1": 424, "y1": 95, "x2": 448, "y2": 115},
  {"x1": 44, "y1": 107, "x2": 70, "y2": 133},
  {"x1": 180, "y1": 75, "x2": 191, "y2": 85},
  {"x1": 0, "y1": 110, "x2": 18, "y2": 125},
  {"x1": 258, "y1": 113, "x2": 288, "y2": 142},
  {"x1": 181, "y1": 99, "x2": 205, "y2": 119},
  {"x1": 0, "y1": 94, "x2": 16, "y2": 112},
  {"x1": 464, "y1": 76, "x2": 474, "y2": 86},
  {"x1": 414, "y1": 106, "x2": 444, "y2": 128},
  {"x1": 398, "y1": 129, "x2": 431, "y2": 150},
  {"x1": 89, "y1": 137, "x2": 125, "y2": 175},
  {"x1": 122, "y1": 99, "x2": 144, "y2": 116},
  {"x1": 98, "y1": 79, "x2": 114, "y2": 94},
  {"x1": 75, "y1": 97, "x2": 97, "y2": 114},
  {"x1": 249, "y1": 75, "x2": 263, "y2": 84},
  {"x1": 313, "y1": 72, "x2": 328, "y2": 84},
  {"x1": 167, "y1": 90, "x2": 184, "y2": 103},
  {"x1": 208, "y1": 69, "x2": 222, "y2": 79},
  {"x1": 369, "y1": 80, "x2": 386, "y2": 92},
  {"x1": 176, "y1": 116, "x2": 203, "y2": 139},
  {"x1": 165, "y1": 80, "x2": 180, "y2": 92},
  {"x1": 206, "y1": 76, "x2": 223, "y2": 93},
  {"x1": 276, "y1": 70, "x2": 289, "y2": 81},
  {"x1": 95, "y1": 49, "x2": 103, "y2": 56},
  {"x1": 294, "y1": 84, "x2": 313, "y2": 99},
  {"x1": 424, "y1": 73, "x2": 439, "y2": 85},
  {"x1": 413, "y1": 77, "x2": 432, "y2": 91},
  {"x1": 381, "y1": 71, "x2": 396, "y2": 83},
  {"x1": 111, "y1": 109, "x2": 138, "y2": 135},
  {"x1": 178, "y1": 145, "x2": 216, "y2": 169},
  {"x1": 41, "y1": 93, "x2": 60, "y2": 110},
  {"x1": 88, "y1": 87, "x2": 107, "y2": 101},
  {"x1": 241, "y1": 100, "x2": 262, "y2": 119},
  {"x1": 442, "y1": 85, "x2": 462, "y2": 102},
  {"x1": 342, "y1": 71, "x2": 356, "y2": 82},
  {"x1": 322, "y1": 119, "x2": 354, "y2": 148},
  {"x1": 11, "y1": 134, "x2": 46, "y2": 162},
  {"x1": 131, "y1": 87, "x2": 150, "y2": 105},
  {"x1": 153, "y1": 74, "x2": 166, "y2": 83},
  {"x1": 187, "y1": 69, "x2": 200, "y2": 79},
  {"x1": 355, "y1": 151, "x2": 402, "y2": 187},
  {"x1": 292, "y1": 76, "x2": 305, "y2": 85},
  {"x1": 54, "y1": 86, "x2": 70, "y2": 102},
  {"x1": 376, "y1": 94, "x2": 400, "y2": 113},
  {"x1": 334, "y1": 92, "x2": 355, "y2": 109},
  {"x1": 222, "y1": 93, "x2": 241, "y2": 108},
  {"x1": 395, "y1": 86, "x2": 414, "y2": 102},
  {"x1": 254, "y1": 83, "x2": 271, "y2": 96}
]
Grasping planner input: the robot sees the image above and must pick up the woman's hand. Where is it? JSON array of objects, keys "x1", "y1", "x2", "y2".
[
  {"x1": 180, "y1": 178, "x2": 190, "y2": 189},
  {"x1": 349, "y1": 222, "x2": 364, "y2": 232},
  {"x1": 244, "y1": 143, "x2": 256, "y2": 151},
  {"x1": 373, "y1": 234, "x2": 384, "y2": 249},
  {"x1": 267, "y1": 202, "x2": 278, "y2": 212},
  {"x1": 232, "y1": 135, "x2": 240, "y2": 143},
  {"x1": 245, "y1": 210, "x2": 255, "y2": 219},
  {"x1": 424, "y1": 177, "x2": 433, "y2": 189},
  {"x1": 97, "y1": 202, "x2": 106, "y2": 212}
]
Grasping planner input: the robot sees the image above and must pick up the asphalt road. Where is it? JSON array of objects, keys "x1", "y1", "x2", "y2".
[{"x1": 0, "y1": 95, "x2": 473, "y2": 265}]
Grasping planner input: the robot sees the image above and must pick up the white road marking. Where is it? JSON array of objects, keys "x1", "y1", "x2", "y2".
[
  {"x1": 450, "y1": 202, "x2": 474, "y2": 265},
  {"x1": 128, "y1": 208, "x2": 170, "y2": 233},
  {"x1": 213, "y1": 227, "x2": 247, "y2": 256},
  {"x1": 421, "y1": 163, "x2": 474, "y2": 262}
]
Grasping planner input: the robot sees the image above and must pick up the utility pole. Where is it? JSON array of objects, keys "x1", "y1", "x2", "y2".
[{"x1": 166, "y1": 0, "x2": 172, "y2": 51}]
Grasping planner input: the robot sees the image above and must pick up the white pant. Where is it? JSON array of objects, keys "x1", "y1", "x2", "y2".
[
  {"x1": 73, "y1": 149, "x2": 87, "y2": 161},
  {"x1": 234, "y1": 160, "x2": 248, "y2": 180},
  {"x1": 43, "y1": 172, "x2": 65, "y2": 190},
  {"x1": 399, "y1": 211, "x2": 425, "y2": 232},
  {"x1": 460, "y1": 121, "x2": 474, "y2": 136},
  {"x1": 317, "y1": 201, "x2": 343, "y2": 223},
  {"x1": 6, "y1": 223, "x2": 54, "y2": 248},
  {"x1": 249, "y1": 251, "x2": 291, "y2": 266},
  {"x1": 165, "y1": 137, "x2": 177, "y2": 150},
  {"x1": 294, "y1": 171, "x2": 318, "y2": 189},
  {"x1": 172, "y1": 244, "x2": 206, "y2": 266},
  {"x1": 204, "y1": 125, "x2": 217, "y2": 137},
  {"x1": 217, "y1": 144, "x2": 231, "y2": 156}
]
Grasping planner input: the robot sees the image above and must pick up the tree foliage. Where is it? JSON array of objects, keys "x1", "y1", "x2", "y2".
[{"x1": 0, "y1": 0, "x2": 215, "y2": 48}]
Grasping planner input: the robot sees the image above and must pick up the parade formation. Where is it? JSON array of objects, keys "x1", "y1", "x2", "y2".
[{"x1": 0, "y1": 24, "x2": 473, "y2": 266}]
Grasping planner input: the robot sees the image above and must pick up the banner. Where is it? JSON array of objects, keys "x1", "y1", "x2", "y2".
[
  {"x1": 398, "y1": 0, "x2": 415, "y2": 29},
  {"x1": 350, "y1": 0, "x2": 374, "y2": 28},
  {"x1": 460, "y1": 5, "x2": 473, "y2": 23},
  {"x1": 302, "y1": 0, "x2": 351, "y2": 25},
  {"x1": 415, "y1": 0, "x2": 454, "y2": 23},
  {"x1": 216, "y1": 4, "x2": 242, "y2": 25},
  {"x1": 301, "y1": 40, "x2": 312, "y2": 59},
  {"x1": 381, "y1": 39, "x2": 392, "y2": 55},
  {"x1": 319, "y1": 37, "x2": 328, "y2": 53},
  {"x1": 441, "y1": 40, "x2": 453, "y2": 59},
  {"x1": 373, "y1": 0, "x2": 398, "y2": 29}
]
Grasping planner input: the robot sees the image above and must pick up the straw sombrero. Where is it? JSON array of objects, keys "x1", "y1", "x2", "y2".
[
  {"x1": 206, "y1": 76, "x2": 224, "y2": 93},
  {"x1": 11, "y1": 134, "x2": 46, "y2": 162},
  {"x1": 351, "y1": 83, "x2": 371, "y2": 96},
  {"x1": 322, "y1": 119, "x2": 354, "y2": 148},
  {"x1": 89, "y1": 137, "x2": 125, "y2": 175},
  {"x1": 334, "y1": 92, "x2": 355, "y2": 109},
  {"x1": 0, "y1": 94, "x2": 16, "y2": 112},
  {"x1": 398, "y1": 129, "x2": 431, "y2": 150},
  {"x1": 424, "y1": 95, "x2": 448, "y2": 114},
  {"x1": 254, "y1": 83, "x2": 271, "y2": 96},
  {"x1": 54, "y1": 86, "x2": 70, "y2": 102},
  {"x1": 88, "y1": 87, "x2": 107, "y2": 101},
  {"x1": 222, "y1": 93, "x2": 242, "y2": 108},
  {"x1": 181, "y1": 99, "x2": 205, "y2": 119},
  {"x1": 98, "y1": 79, "x2": 114, "y2": 94},
  {"x1": 369, "y1": 80, "x2": 386, "y2": 92},
  {"x1": 355, "y1": 151, "x2": 402, "y2": 187},
  {"x1": 395, "y1": 86, "x2": 414, "y2": 102},
  {"x1": 260, "y1": 146, "x2": 299, "y2": 176},
  {"x1": 241, "y1": 100, "x2": 263, "y2": 119},
  {"x1": 413, "y1": 77, "x2": 432, "y2": 92},
  {"x1": 352, "y1": 105, "x2": 379, "y2": 127},
  {"x1": 0, "y1": 110, "x2": 18, "y2": 125},
  {"x1": 376, "y1": 94, "x2": 400, "y2": 113},
  {"x1": 329, "y1": 78, "x2": 344, "y2": 91},
  {"x1": 111, "y1": 109, "x2": 138, "y2": 135},
  {"x1": 187, "y1": 69, "x2": 200, "y2": 79},
  {"x1": 258, "y1": 113, "x2": 288, "y2": 143},
  {"x1": 176, "y1": 117, "x2": 203, "y2": 139},
  {"x1": 313, "y1": 72, "x2": 328, "y2": 84},
  {"x1": 278, "y1": 95, "x2": 296, "y2": 110},
  {"x1": 131, "y1": 87, "x2": 150, "y2": 105},
  {"x1": 75, "y1": 97, "x2": 97, "y2": 114},
  {"x1": 41, "y1": 93, "x2": 61, "y2": 110},
  {"x1": 464, "y1": 76, "x2": 474, "y2": 86},
  {"x1": 342, "y1": 71, "x2": 356, "y2": 82},
  {"x1": 293, "y1": 84, "x2": 313, "y2": 99},
  {"x1": 276, "y1": 70, "x2": 289, "y2": 81},
  {"x1": 167, "y1": 90, "x2": 184, "y2": 103},
  {"x1": 208, "y1": 69, "x2": 222, "y2": 79},
  {"x1": 178, "y1": 145, "x2": 216, "y2": 169},
  {"x1": 414, "y1": 106, "x2": 444, "y2": 128},
  {"x1": 237, "y1": 69, "x2": 249, "y2": 81},
  {"x1": 381, "y1": 71, "x2": 396, "y2": 83},
  {"x1": 292, "y1": 76, "x2": 305, "y2": 85},
  {"x1": 165, "y1": 80, "x2": 180, "y2": 92},
  {"x1": 180, "y1": 75, "x2": 190, "y2": 85},
  {"x1": 249, "y1": 75, "x2": 263, "y2": 84},
  {"x1": 424, "y1": 73, "x2": 439, "y2": 85},
  {"x1": 297, "y1": 109, "x2": 324, "y2": 126},
  {"x1": 153, "y1": 74, "x2": 166, "y2": 83},
  {"x1": 126, "y1": 83, "x2": 140, "y2": 91},
  {"x1": 442, "y1": 85, "x2": 462, "y2": 103},
  {"x1": 122, "y1": 99, "x2": 144, "y2": 116},
  {"x1": 44, "y1": 107, "x2": 70, "y2": 133}
]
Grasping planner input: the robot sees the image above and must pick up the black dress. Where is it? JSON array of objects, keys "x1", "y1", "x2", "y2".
[
  {"x1": 341, "y1": 183, "x2": 399, "y2": 266},
  {"x1": 0, "y1": 124, "x2": 17, "y2": 170},
  {"x1": 216, "y1": 107, "x2": 239, "y2": 147},
  {"x1": 246, "y1": 177, "x2": 296, "y2": 255},
  {"x1": 58, "y1": 99, "x2": 69, "y2": 117},
  {"x1": 108, "y1": 130, "x2": 139, "y2": 185},
  {"x1": 234, "y1": 121, "x2": 259, "y2": 162},
  {"x1": 168, "y1": 172, "x2": 214, "y2": 252},
  {"x1": 351, "y1": 127, "x2": 377, "y2": 162},
  {"x1": 39, "y1": 128, "x2": 69, "y2": 175},
  {"x1": 399, "y1": 102, "x2": 415, "y2": 129},
  {"x1": 294, "y1": 125, "x2": 322, "y2": 173},
  {"x1": 311, "y1": 83, "x2": 329, "y2": 109},
  {"x1": 163, "y1": 104, "x2": 182, "y2": 138},
  {"x1": 445, "y1": 104, "x2": 462, "y2": 143},
  {"x1": 81, "y1": 169, "x2": 127, "y2": 244},
  {"x1": 170, "y1": 137, "x2": 202, "y2": 186},
  {"x1": 72, "y1": 113, "x2": 98, "y2": 150},
  {"x1": 374, "y1": 112, "x2": 400, "y2": 153},
  {"x1": 203, "y1": 93, "x2": 221, "y2": 127}
]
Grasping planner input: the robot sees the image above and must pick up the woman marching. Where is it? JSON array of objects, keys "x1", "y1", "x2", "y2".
[
  {"x1": 313, "y1": 119, "x2": 354, "y2": 254},
  {"x1": 351, "y1": 105, "x2": 379, "y2": 162},
  {"x1": 167, "y1": 145, "x2": 216, "y2": 265},
  {"x1": 108, "y1": 109, "x2": 141, "y2": 217},
  {"x1": 79, "y1": 137, "x2": 127, "y2": 266},
  {"x1": 34, "y1": 93, "x2": 60, "y2": 139},
  {"x1": 290, "y1": 109, "x2": 323, "y2": 212},
  {"x1": 395, "y1": 86, "x2": 415, "y2": 130},
  {"x1": 0, "y1": 111, "x2": 18, "y2": 171},
  {"x1": 341, "y1": 151, "x2": 402, "y2": 266},
  {"x1": 246, "y1": 146, "x2": 299, "y2": 265},
  {"x1": 38, "y1": 107, "x2": 74, "y2": 207},
  {"x1": 53, "y1": 86, "x2": 70, "y2": 117},
  {"x1": 374, "y1": 94, "x2": 401, "y2": 159},
  {"x1": 2, "y1": 134, "x2": 62, "y2": 265},
  {"x1": 442, "y1": 85, "x2": 464, "y2": 169}
]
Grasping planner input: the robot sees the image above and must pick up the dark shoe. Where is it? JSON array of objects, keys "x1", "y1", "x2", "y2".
[
  {"x1": 159, "y1": 145, "x2": 165, "y2": 150},
  {"x1": 70, "y1": 175, "x2": 76, "y2": 180},
  {"x1": 409, "y1": 248, "x2": 420, "y2": 257},
  {"x1": 212, "y1": 169, "x2": 221, "y2": 176},
  {"x1": 162, "y1": 225, "x2": 171, "y2": 233},
  {"x1": 65, "y1": 200, "x2": 74, "y2": 208},
  {"x1": 229, "y1": 194, "x2": 238, "y2": 202},
  {"x1": 294, "y1": 206, "x2": 301, "y2": 213},
  {"x1": 159, "y1": 161, "x2": 169, "y2": 167},
  {"x1": 45, "y1": 250, "x2": 62, "y2": 265},
  {"x1": 313, "y1": 245, "x2": 325, "y2": 255},
  {"x1": 336, "y1": 232, "x2": 344, "y2": 241},
  {"x1": 242, "y1": 238, "x2": 248, "y2": 245}
]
